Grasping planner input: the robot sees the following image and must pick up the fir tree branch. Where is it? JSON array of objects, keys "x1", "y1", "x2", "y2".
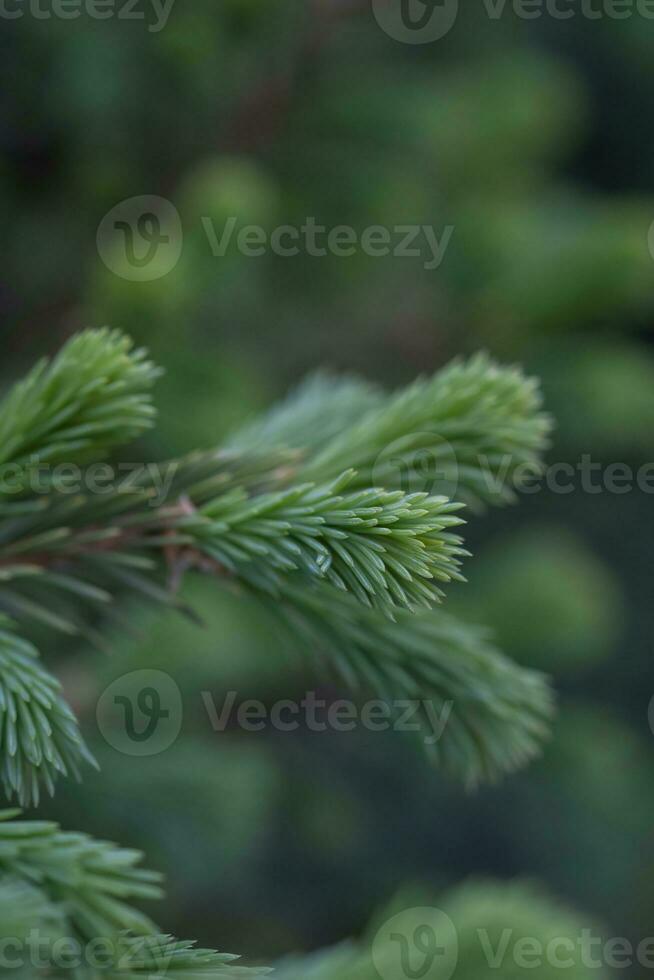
[
  {"x1": 0, "y1": 812, "x2": 267, "y2": 979},
  {"x1": 0, "y1": 495, "x2": 549, "y2": 794},
  {"x1": 0, "y1": 875, "x2": 66, "y2": 942},
  {"x1": 0, "y1": 809, "x2": 162, "y2": 940},
  {"x1": 0, "y1": 330, "x2": 554, "y2": 800},
  {"x1": 0, "y1": 329, "x2": 160, "y2": 475},
  {"x1": 267, "y1": 583, "x2": 553, "y2": 786},
  {"x1": 102, "y1": 935, "x2": 271, "y2": 979},
  {"x1": 183, "y1": 471, "x2": 467, "y2": 615},
  {"x1": 229, "y1": 371, "x2": 383, "y2": 456},
  {"x1": 0, "y1": 619, "x2": 96, "y2": 807},
  {"x1": 0, "y1": 331, "x2": 560, "y2": 980},
  {"x1": 296, "y1": 353, "x2": 551, "y2": 508},
  {"x1": 0, "y1": 469, "x2": 467, "y2": 625}
]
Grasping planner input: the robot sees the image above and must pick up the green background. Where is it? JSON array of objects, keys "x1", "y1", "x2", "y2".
[{"x1": 2, "y1": 2, "x2": 654, "y2": 975}]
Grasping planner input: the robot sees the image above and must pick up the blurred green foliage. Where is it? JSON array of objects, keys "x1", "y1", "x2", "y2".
[{"x1": 2, "y1": 1, "x2": 654, "y2": 976}]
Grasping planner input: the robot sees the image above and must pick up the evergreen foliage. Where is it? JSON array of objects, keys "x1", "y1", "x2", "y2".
[
  {"x1": 0, "y1": 809, "x2": 266, "y2": 978},
  {"x1": 0, "y1": 329, "x2": 553, "y2": 974},
  {"x1": 0, "y1": 329, "x2": 159, "y2": 474},
  {"x1": 0, "y1": 620, "x2": 94, "y2": 807}
]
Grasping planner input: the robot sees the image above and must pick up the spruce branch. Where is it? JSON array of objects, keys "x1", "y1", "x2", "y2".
[
  {"x1": 0, "y1": 809, "x2": 162, "y2": 940},
  {"x1": 0, "y1": 329, "x2": 555, "y2": 802},
  {"x1": 230, "y1": 371, "x2": 383, "y2": 456},
  {"x1": 268, "y1": 583, "x2": 553, "y2": 786},
  {"x1": 183, "y1": 471, "x2": 468, "y2": 615},
  {"x1": 0, "y1": 329, "x2": 160, "y2": 475},
  {"x1": 0, "y1": 618, "x2": 96, "y2": 807},
  {"x1": 0, "y1": 875, "x2": 66, "y2": 942},
  {"x1": 0, "y1": 470, "x2": 466, "y2": 628},
  {"x1": 102, "y1": 935, "x2": 271, "y2": 979},
  {"x1": 0, "y1": 811, "x2": 267, "y2": 979},
  {"x1": 296, "y1": 353, "x2": 551, "y2": 508}
]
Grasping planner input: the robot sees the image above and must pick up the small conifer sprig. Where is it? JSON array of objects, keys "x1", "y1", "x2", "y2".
[
  {"x1": 0, "y1": 328, "x2": 160, "y2": 475},
  {"x1": 269, "y1": 583, "x2": 552, "y2": 786},
  {"x1": 0, "y1": 810, "x2": 265, "y2": 979},
  {"x1": 105, "y1": 935, "x2": 270, "y2": 979},
  {"x1": 0, "y1": 875, "x2": 66, "y2": 942},
  {"x1": 0, "y1": 470, "x2": 467, "y2": 637},
  {"x1": 0, "y1": 618, "x2": 95, "y2": 806},
  {"x1": 0, "y1": 809, "x2": 162, "y2": 938},
  {"x1": 296, "y1": 353, "x2": 550, "y2": 508},
  {"x1": 184, "y1": 471, "x2": 468, "y2": 615},
  {"x1": 230, "y1": 371, "x2": 383, "y2": 456}
]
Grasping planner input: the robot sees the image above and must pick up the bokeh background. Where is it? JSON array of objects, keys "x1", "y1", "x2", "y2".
[{"x1": 2, "y1": 2, "x2": 654, "y2": 976}]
